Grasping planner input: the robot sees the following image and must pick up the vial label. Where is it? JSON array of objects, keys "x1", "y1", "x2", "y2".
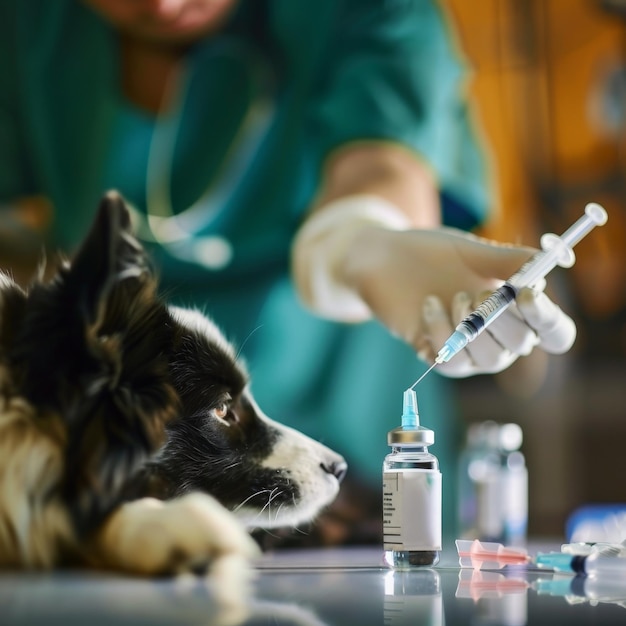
[{"x1": 383, "y1": 469, "x2": 442, "y2": 551}]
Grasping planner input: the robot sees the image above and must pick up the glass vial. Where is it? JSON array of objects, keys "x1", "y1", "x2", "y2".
[
  {"x1": 457, "y1": 421, "x2": 527, "y2": 546},
  {"x1": 499, "y1": 423, "x2": 528, "y2": 546},
  {"x1": 383, "y1": 396, "x2": 442, "y2": 569},
  {"x1": 457, "y1": 421, "x2": 500, "y2": 541}
]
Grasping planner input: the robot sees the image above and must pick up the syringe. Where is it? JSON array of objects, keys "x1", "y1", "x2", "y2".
[{"x1": 435, "y1": 202, "x2": 608, "y2": 365}]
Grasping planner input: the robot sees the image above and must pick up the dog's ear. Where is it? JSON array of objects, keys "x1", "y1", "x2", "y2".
[
  {"x1": 8, "y1": 192, "x2": 177, "y2": 534},
  {"x1": 66, "y1": 190, "x2": 150, "y2": 333},
  {"x1": 59, "y1": 192, "x2": 176, "y2": 527},
  {"x1": 11, "y1": 191, "x2": 154, "y2": 398}
]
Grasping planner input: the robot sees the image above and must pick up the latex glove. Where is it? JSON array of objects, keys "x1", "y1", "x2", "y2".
[
  {"x1": 419, "y1": 283, "x2": 576, "y2": 377},
  {"x1": 291, "y1": 195, "x2": 577, "y2": 377}
]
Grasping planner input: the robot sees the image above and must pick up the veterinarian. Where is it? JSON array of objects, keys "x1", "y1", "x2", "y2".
[{"x1": 0, "y1": 0, "x2": 576, "y2": 541}]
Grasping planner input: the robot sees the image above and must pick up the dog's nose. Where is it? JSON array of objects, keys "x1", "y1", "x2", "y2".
[{"x1": 321, "y1": 460, "x2": 348, "y2": 483}]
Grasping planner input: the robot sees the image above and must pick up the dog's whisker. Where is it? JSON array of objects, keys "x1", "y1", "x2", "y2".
[
  {"x1": 266, "y1": 488, "x2": 280, "y2": 524},
  {"x1": 255, "y1": 488, "x2": 284, "y2": 522},
  {"x1": 273, "y1": 502, "x2": 285, "y2": 525},
  {"x1": 233, "y1": 490, "x2": 272, "y2": 513},
  {"x1": 257, "y1": 489, "x2": 278, "y2": 516},
  {"x1": 267, "y1": 490, "x2": 285, "y2": 526},
  {"x1": 235, "y1": 324, "x2": 264, "y2": 361},
  {"x1": 268, "y1": 487, "x2": 282, "y2": 503}
]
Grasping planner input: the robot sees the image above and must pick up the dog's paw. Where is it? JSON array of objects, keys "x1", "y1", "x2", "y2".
[
  {"x1": 93, "y1": 494, "x2": 259, "y2": 621},
  {"x1": 98, "y1": 493, "x2": 261, "y2": 574}
]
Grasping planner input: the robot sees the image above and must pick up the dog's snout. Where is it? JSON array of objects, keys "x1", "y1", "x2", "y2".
[{"x1": 321, "y1": 460, "x2": 348, "y2": 483}]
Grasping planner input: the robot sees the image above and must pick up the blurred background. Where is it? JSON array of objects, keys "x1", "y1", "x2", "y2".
[{"x1": 444, "y1": 0, "x2": 626, "y2": 536}]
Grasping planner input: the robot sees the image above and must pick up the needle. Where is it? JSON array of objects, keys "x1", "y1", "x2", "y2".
[{"x1": 408, "y1": 361, "x2": 437, "y2": 391}]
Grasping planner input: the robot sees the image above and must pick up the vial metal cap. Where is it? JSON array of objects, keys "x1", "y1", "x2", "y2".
[{"x1": 388, "y1": 426, "x2": 435, "y2": 446}]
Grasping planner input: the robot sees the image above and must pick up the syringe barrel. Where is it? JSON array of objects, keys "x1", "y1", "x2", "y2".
[
  {"x1": 436, "y1": 284, "x2": 516, "y2": 363},
  {"x1": 585, "y1": 554, "x2": 626, "y2": 576},
  {"x1": 507, "y1": 248, "x2": 557, "y2": 289},
  {"x1": 460, "y1": 283, "x2": 517, "y2": 333}
]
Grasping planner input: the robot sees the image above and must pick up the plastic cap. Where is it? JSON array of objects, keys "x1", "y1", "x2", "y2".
[
  {"x1": 401, "y1": 389, "x2": 419, "y2": 428},
  {"x1": 389, "y1": 389, "x2": 434, "y2": 446},
  {"x1": 535, "y1": 552, "x2": 575, "y2": 572}
]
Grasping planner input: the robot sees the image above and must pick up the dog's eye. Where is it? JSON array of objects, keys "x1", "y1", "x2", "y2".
[{"x1": 213, "y1": 403, "x2": 229, "y2": 420}]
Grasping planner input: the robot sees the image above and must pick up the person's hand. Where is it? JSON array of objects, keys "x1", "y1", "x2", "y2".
[
  {"x1": 292, "y1": 195, "x2": 577, "y2": 377},
  {"x1": 339, "y1": 226, "x2": 577, "y2": 377},
  {"x1": 415, "y1": 284, "x2": 576, "y2": 377}
]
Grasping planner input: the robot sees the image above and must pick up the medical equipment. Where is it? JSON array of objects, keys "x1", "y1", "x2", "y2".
[
  {"x1": 413, "y1": 203, "x2": 608, "y2": 382},
  {"x1": 436, "y1": 202, "x2": 607, "y2": 364},
  {"x1": 457, "y1": 423, "x2": 528, "y2": 546},
  {"x1": 455, "y1": 539, "x2": 530, "y2": 570},
  {"x1": 383, "y1": 390, "x2": 442, "y2": 569},
  {"x1": 561, "y1": 541, "x2": 626, "y2": 557},
  {"x1": 535, "y1": 550, "x2": 626, "y2": 576}
]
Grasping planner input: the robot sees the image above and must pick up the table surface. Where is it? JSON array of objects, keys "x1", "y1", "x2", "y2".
[{"x1": 2, "y1": 543, "x2": 626, "y2": 626}]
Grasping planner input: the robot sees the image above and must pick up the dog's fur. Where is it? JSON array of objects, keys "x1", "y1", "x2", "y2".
[{"x1": 0, "y1": 191, "x2": 346, "y2": 575}]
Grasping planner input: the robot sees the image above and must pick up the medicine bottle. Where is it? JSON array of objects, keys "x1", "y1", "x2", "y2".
[
  {"x1": 498, "y1": 423, "x2": 528, "y2": 546},
  {"x1": 457, "y1": 421, "x2": 527, "y2": 546},
  {"x1": 383, "y1": 390, "x2": 442, "y2": 569},
  {"x1": 457, "y1": 421, "x2": 500, "y2": 541}
]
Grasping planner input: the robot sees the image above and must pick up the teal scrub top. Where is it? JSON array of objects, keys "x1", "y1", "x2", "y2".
[{"x1": 1, "y1": 0, "x2": 492, "y2": 536}]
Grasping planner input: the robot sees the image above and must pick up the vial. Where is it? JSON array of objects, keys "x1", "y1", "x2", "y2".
[
  {"x1": 457, "y1": 421, "x2": 527, "y2": 546},
  {"x1": 457, "y1": 421, "x2": 501, "y2": 541},
  {"x1": 383, "y1": 390, "x2": 442, "y2": 569},
  {"x1": 499, "y1": 423, "x2": 528, "y2": 546}
]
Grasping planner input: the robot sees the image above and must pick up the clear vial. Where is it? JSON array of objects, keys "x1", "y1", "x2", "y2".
[
  {"x1": 382, "y1": 394, "x2": 442, "y2": 570},
  {"x1": 457, "y1": 421, "x2": 501, "y2": 541},
  {"x1": 499, "y1": 424, "x2": 528, "y2": 546},
  {"x1": 457, "y1": 421, "x2": 527, "y2": 546}
]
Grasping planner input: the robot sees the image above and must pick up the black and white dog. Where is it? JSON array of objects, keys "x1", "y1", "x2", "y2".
[{"x1": 0, "y1": 191, "x2": 346, "y2": 579}]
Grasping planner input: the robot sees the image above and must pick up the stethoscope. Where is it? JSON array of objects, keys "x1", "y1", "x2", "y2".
[{"x1": 128, "y1": 40, "x2": 275, "y2": 270}]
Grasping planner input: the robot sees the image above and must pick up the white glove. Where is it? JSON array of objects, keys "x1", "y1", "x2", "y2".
[
  {"x1": 419, "y1": 283, "x2": 577, "y2": 377},
  {"x1": 291, "y1": 194, "x2": 577, "y2": 377}
]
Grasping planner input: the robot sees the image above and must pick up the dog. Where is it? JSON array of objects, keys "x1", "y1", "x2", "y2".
[{"x1": 0, "y1": 191, "x2": 346, "y2": 581}]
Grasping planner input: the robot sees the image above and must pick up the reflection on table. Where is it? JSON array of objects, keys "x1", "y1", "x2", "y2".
[{"x1": 2, "y1": 546, "x2": 626, "y2": 625}]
